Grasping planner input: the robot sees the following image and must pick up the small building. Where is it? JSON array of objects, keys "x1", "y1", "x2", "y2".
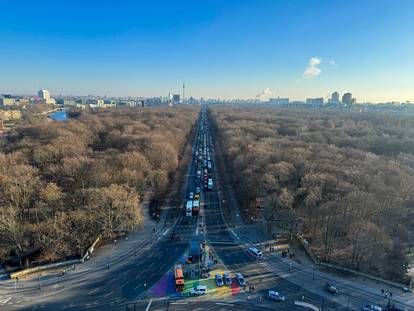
[
  {"x1": 0, "y1": 97, "x2": 15, "y2": 107},
  {"x1": 0, "y1": 109, "x2": 22, "y2": 120}
]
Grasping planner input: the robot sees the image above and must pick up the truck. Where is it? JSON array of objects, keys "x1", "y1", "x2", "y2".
[
  {"x1": 186, "y1": 200, "x2": 193, "y2": 217},
  {"x1": 192, "y1": 200, "x2": 200, "y2": 216},
  {"x1": 207, "y1": 178, "x2": 213, "y2": 190}
]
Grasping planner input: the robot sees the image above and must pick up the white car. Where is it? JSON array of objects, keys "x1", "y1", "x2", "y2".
[
  {"x1": 236, "y1": 273, "x2": 246, "y2": 286},
  {"x1": 191, "y1": 285, "x2": 207, "y2": 295},
  {"x1": 223, "y1": 272, "x2": 232, "y2": 285},
  {"x1": 361, "y1": 305, "x2": 382, "y2": 311},
  {"x1": 248, "y1": 247, "x2": 262, "y2": 258},
  {"x1": 189, "y1": 192, "x2": 194, "y2": 200},
  {"x1": 215, "y1": 274, "x2": 224, "y2": 286},
  {"x1": 267, "y1": 290, "x2": 286, "y2": 302}
]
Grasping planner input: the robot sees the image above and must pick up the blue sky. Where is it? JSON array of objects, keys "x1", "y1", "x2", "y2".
[{"x1": 0, "y1": 0, "x2": 413, "y2": 102}]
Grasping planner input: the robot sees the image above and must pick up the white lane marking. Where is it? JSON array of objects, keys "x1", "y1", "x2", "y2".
[
  {"x1": 0, "y1": 296, "x2": 12, "y2": 304},
  {"x1": 145, "y1": 299, "x2": 153, "y2": 311},
  {"x1": 103, "y1": 291, "x2": 113, "y2": 297},
  {"x1": 88, "y1": 288, "x2": 99, "y2": 295},
  {"x1": 162, "y1": 228, "x2": 170, "y2": 236}
]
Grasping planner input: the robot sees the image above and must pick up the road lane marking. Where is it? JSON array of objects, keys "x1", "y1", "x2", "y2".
[
  {"x1": 145, "y1": 299, "x2": 153, "y2": 311},
  {"x1": 0, "y1": 296, "x2": 12, "y2": 304},
  {"x1": 87, "y1": 288, "x2": 99, "y2": 295},
  {"x1": 103, "y1": 291, "x2": 113, "y2": 297}
]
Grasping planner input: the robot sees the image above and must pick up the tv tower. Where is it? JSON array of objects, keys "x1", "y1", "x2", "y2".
[{"x1": 182, "y1": 83, "x2": 185, "y2": 104}]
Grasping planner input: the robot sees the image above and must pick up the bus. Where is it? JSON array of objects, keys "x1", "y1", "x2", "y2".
[{"x1": 174, "y1": 264, "x2": 185, "y2": 292}]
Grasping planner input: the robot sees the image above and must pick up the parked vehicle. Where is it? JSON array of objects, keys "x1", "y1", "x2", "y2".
[
  {"x1": 236, "y1": 273, "x2": 246, "y2": 286},
  {"x1": 223, "y1": 272, "x2": 232, "y2": 285},
  {"x1": 215, "y1": 274, "x2": 224, "y2": 287},
  {"x1": 191, "y1": 285, "x2": 207, "y2": 295},
  {"x1": 189, "y1": 192, "x2": 194, "y2": 200},
  {"x1": 267, "y1": 290, "x2": 286, "y2": 302},
  {"x1": 362, "y1": 305, "x2": 382, "y2": 311}
]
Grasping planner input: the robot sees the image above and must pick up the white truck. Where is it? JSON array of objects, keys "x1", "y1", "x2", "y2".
[
  {"x1": 207, "y1": 178, "x2": 213, "y2": 190},
  {"x1": 192, "y1": 200, "x2": 200, "y2": 216},
  {"x1": 186, "y1": 200, "x2": 193, "y2": 217}
]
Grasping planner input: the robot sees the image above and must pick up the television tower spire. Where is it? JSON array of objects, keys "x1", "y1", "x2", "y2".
[{"x1": 182, "y1": 82, "x2": 185, "y2": 104}]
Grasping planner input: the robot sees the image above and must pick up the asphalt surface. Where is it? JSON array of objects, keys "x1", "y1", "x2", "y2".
[
  {"x1": 0, "y1": 114, "x2": 201, "y2": 311},
  {"x1": 1, "y1": 107, "x2": 413, "y2": 311}
]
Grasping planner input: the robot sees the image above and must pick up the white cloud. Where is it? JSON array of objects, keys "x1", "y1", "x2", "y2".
[
  {"x1": 309, "y1": 57, "x2": 321, "y2": 66},
  {"x1": 328, "y1": 59, "x2": 336, "y2": 66},
  {"x1": 256, "y1": 88, "x2": 272, "y2": 101},
  {"x1": 303, "y1": 57, "x2": 322, "y2": 78}
]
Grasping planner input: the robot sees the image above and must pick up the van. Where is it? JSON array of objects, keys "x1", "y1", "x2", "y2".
[
  {"x1": 191, "y1": 285, "x2": 207, "y2": 295},
  {"x1": 248, "y1": 247, "x2": 262, "y2": 258}
]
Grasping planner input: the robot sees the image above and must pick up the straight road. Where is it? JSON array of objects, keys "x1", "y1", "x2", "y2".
[{"x1": 0, "y1": 115, "x2": 202, "y2": 311}]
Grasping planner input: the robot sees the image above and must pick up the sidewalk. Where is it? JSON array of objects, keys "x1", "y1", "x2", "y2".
[{"x1": 211, "y1": 152, "x2": 414, "y2": 309}]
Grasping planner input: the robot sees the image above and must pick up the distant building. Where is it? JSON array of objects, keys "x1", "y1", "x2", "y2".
[
  {"x1": 0, "y1": 97, "x2": 15, "y2": 107},
  {"x1": 0, "y1": 109, "x2": 22, "y2": 120},
  {"x1": 87, "y1": 99, "x2": 104, "y2": 107},
  {"x1": 56, "y1": 99, "x2": 76, "y2": 107},
  {"x1": 331, "y1": 92, "x2": 340, "y2": 102},
  {"x1": 342, "y1": 92, "x2": 352, "y2": 106},
  {"x1": 38, "y1": 89, "x2": 55, "y2": 104},
  {"x1": 117, "y1": 100, "x2": 139, "y2": 107},
  {"x1": 306, "y1": 97, "x2": 324, "y2": 108},
  {"x1": 270, "y1": 97, "x2": 289, "y2": 105},
  {"x1": 173, "y1": 94, "x2": 180, "y2": 104}
]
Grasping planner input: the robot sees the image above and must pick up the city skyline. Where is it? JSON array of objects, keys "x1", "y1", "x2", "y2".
[{"x1": 0, "y1": 0, "x2": 413, "y2": 102}]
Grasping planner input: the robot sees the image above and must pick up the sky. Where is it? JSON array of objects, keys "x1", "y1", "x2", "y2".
[{"x1": 0, "y1": 0, "x2": 414, "y2": 102}]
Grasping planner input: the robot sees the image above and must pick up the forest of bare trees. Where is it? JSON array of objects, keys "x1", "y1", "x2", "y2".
[
  {"x1": 0, "y1": 107, "x2": 198, "y2": 267},
  {"x1": 209, "y1": 106, "x2": 414, "y2": 281}
]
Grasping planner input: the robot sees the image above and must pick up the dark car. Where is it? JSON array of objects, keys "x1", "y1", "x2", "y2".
[{"x1": 325, "y1": 283, "x2": 339, "y2": 294}]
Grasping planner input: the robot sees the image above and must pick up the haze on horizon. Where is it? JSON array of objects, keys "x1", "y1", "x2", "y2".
[{"x1": 0, "y1": 0, "x2": 413, "y2": 103}]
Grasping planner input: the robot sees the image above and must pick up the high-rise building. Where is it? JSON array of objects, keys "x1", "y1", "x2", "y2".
[
  {"x1": 38, "y1": 89, "x2": 55, "y2": 104},
  {"x1": 269, "y1": 97, "x2": 289, "y2": 105},
  {"x1": 38, "y1": 89, "x2": 50, "y2": 101},
  {"x1": 173, "y1": 94, "x2": 180, "y2": 104},
  {"x1": 342, "y1": 92, "x2": 352, "y2": 106},
  {"x1": 306, "y1": 97, "x2": 324, "y2": 107},
  {"x1": 331, "y1": 92, "x2": 340, "y2": 102}
]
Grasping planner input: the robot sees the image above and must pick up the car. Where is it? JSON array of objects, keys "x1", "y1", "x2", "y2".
[
  {"x1": 325, "y1": 283, "x2": 339, "y2": 294},
  {"x1": 196, "y1": 187, "x2": 201, "y2": 194},
  {"x1": 194, "y1": 193, "x2": 200, "y2": 200},
  {"x1": 267, "y1": 290, "x2": 286, "y2": 302},
  {"x1": 189, "y1": 192, "x2": 194, "y2": 200},
  {"x1": 361, "y1": 305, "x2": 382, "y2": 311},
  {"x1": 215, "y1": 274, "x2": 224, "y2": 286},
  {"x1": 236, "y1": 273, "x2": 246, "y2": 286},
  {"x1": 223, "y1": 272, "x2": 232, "y2": 285},
  {"x1": 191, "y1": 285, "x2": 207, "y2": 295},
  {"x1": 247, "y1": 247, "x2": 262, "y2": 258}
]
